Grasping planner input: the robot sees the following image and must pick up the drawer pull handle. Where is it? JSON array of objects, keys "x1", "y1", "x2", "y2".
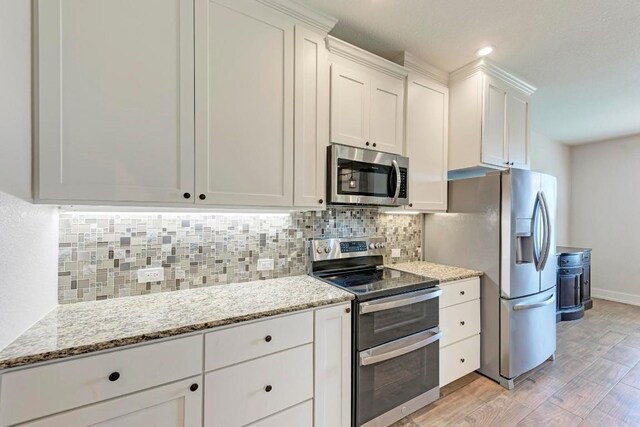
[
  {"x1": 265, "y1": 385, "x2": 273, "y2": 392},
  {"x1": 460, "y1": 358, "x2": 465, "y2": 363},
  {"x1": 460, "y1": 291, "x2": 465, "y2": 295},
  {"x1": 190, "y1": 383, "x2": 199, "y2": 392},
  {"x1": 265, "y1": 335, "x2": 272, "y2": 342},
  {"x1": 460, "y1": 321, "x2": 465, "y2": 326},
  {"x1": 108, "y1": 372, "x2": 120, "y2": 382}
]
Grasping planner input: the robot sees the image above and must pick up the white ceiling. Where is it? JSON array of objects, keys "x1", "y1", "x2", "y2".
[{"x1": 300, "y1": 0, "x2": 640, "y2": 145}]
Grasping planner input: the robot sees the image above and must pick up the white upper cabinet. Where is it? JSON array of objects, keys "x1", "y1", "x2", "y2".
[
  {"x1": 35, "y1": 0, "x2": 195, "y2": 204},
  {"x1": 327, "y1": 37, "x2": 407, "y2": 155},
  {"x1": 449, "y1": 58, "x2": 536, "y2": 176},
  {"x1": 396, "y1": 52, "x2": 449, "y2": 212},
  {"x1": 294, "y1": 26, "x2": 330, "y2": 208},
  {"x1": 194, "y1": 0, "x2": 294, "y2": 207}
]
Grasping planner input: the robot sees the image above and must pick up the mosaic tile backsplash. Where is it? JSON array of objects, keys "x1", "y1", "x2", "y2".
[{"x1": 58, "y1": 209, "x2": 422, "y2": 304}]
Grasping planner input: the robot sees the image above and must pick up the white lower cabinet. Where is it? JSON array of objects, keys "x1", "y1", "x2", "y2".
[
  {"x1": 439, "y1": 277, "x2": 481, "y2": 386},
  {"x1": 0, "y1": 303, "x2": 351, "y2": 427},
  {"x1": 21, "y1": 376, "x2": 203, "y2": 427}
]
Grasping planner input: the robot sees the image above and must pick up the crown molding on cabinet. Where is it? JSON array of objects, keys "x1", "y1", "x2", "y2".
[
  {"x1": 449, "y1": 57, "x2": 537, "y2": 95},
  {"x1": 326, "y1": 36, "x2": 409, "y2": 80},
  {"x1": 257, "y1": 0, "x2": 338, "y2": 33},
  {"x1": 392, "y1": 51, "x2": 448, "y2": 85}
]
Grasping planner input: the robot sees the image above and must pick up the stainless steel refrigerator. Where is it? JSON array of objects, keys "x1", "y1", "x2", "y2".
[{"x1": 424, "y1": 169, "x2": 557, "y2": 389}]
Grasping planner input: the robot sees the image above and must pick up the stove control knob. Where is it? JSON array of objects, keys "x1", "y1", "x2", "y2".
[
  {"x1": 375, "y1": 243, "x2": 382, "y2": 249},
  {"x1": 380, "y1": 243, "x2": 385, "y2": 249},
  {"x1": 316, "y1": 247, "x2": 323, "y2": 254},
  {"x1": 369, "y1": 243, "x2": 376, "y2": 249},
  {"x1": 324, "y1": 247, "x2": 331, "y2": 253}
]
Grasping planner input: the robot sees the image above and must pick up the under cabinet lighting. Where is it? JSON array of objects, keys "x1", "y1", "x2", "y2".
[{"x1": 476, "y1": 45, "x2": 494, "y2": 57}]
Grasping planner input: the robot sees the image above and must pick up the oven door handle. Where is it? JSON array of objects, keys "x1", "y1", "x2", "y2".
[
  {"x1": 360, "y1": 328, "x2": 442, "y2": 366},
  {"x1": 359, "y1": 288, "x2": 442, "y2": 314}
]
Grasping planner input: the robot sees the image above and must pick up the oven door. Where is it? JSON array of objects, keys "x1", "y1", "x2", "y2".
[
  {"x1": 358, "y1": 287, "x2": 441, "y2": 350},
  {"x1": 357, "y1": 327, "x2": 442, "y2": 426},
  {"x1": 328, "y1": 144, "x2": 408, "y2": 206}
]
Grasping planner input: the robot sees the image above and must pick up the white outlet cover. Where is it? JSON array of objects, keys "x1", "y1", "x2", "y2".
[
  {"x1": 137, "y1": 267, "x2": 164, "y2": 283},
  {"x1": 257, "y1": 259, "x2": 274, "y2": 271},
  {"x1": 391, "y1": 248, "x2": 402, "y2": 258}
]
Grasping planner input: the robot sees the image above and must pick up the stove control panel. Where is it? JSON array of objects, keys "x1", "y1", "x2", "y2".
[{"x1": 309, "y1": 237, "x2": 386, "y2": 262}]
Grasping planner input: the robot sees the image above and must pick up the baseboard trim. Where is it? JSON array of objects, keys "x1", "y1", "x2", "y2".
[{"x1": 591, "y1": 288, "x2": 640, "y2": 307}]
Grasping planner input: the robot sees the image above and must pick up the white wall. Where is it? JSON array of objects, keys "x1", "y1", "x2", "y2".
[
  {"x1": 530, "y1": 132, "x2": 572, "y2": 246},
  {"x1": 0, "y1": 0, "x2": 58, "y2": 350},
  {"x1": 570, "y1": 134, "x2": 640, "y2": 305}
]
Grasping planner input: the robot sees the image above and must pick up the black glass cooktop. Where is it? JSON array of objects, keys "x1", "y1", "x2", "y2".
[{"x1": 316, "y1": 267, "x2": 438, "y2": 301}]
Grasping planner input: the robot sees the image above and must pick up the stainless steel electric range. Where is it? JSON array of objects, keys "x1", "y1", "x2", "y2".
[{"x1": 309, "y1": 237, "x2": 442, "y2": 427}]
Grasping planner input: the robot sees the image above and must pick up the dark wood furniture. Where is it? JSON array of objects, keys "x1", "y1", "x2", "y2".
[{"x1": 556, "y1": 247, "x2": 593, "y2": 322}]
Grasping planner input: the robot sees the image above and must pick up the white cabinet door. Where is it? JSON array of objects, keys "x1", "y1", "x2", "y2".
[
  {"x1": 481, "y1": 77, "x2": 508, "y2": 168},
  {"x1": 507, "y1": 91, "x2": 530, "y2": 169},
  {"x1": 194, "y1": 0, "x2": 294, "y2": 206},
  {"x1": 370, "y1": 74, "x2": 404, "y2": 154},
  {"x1": 294, "y1": 26, "x2": 329, "y2": 208},
  {"x1": 330, "y1": 64, "x2": 370, "y2": 147},
  {"x1": 314, "y1": 303, "x2": 352, "y2": 427},
  {"x1": 21, "y1": 377, "x2": 202, "y2": 427},
  {"x1": 36, "y1": 0, "x2": 195, "y2": 204},
  {"x1": 405, "y1": 74, "x2": 448, "y2": 211}
]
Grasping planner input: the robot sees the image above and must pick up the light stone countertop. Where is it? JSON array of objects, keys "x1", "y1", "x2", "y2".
[
  {"x1": 388, "y1": 261, "x2": 483, "y2": 283},
  {"x1": 0, "y1": 275, "x2": 353, "y2": 370}
]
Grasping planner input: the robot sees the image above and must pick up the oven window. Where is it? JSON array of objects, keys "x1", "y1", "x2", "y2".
[
  {"x1": 358, "y1": 297, "x2": 439, "y2": 351},
  {"x1": 337, "y1": 159, "x2": 392, "y2": 197},
  {"x1": 357, "y1": 339, "x2": 439, "y2": 426}
]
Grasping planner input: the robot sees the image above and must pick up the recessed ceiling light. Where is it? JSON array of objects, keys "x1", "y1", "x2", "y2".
[{"x1": 476, "y1": 45, "x2": 494, "y2": 57}]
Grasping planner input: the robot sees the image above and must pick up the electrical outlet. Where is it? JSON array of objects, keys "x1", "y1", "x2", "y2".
[
  {"x1": 137, "y1": 267, "x2": 164, "y2": 283},
  {"x1": 391, "y1": 248, "x2": 402, "y2": 258},
  {"x1": 257, "y1": 258, "x2": 274, "y2": 271}
]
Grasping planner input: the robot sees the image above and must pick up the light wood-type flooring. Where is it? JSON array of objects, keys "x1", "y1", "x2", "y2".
[{"x1": 392, "y1": 298, "x2": 640, "y2": 426}]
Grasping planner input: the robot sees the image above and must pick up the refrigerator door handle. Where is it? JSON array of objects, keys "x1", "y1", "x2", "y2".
[
  {"x1": 513, "y1": 294, "x2": 555, "y2": 311},
  {"x1": 539, "y1": 191, "x2": 551, "y2": 271},
  {"x1": 532, "y1": 193, "x2": 542, "y2": 271}
]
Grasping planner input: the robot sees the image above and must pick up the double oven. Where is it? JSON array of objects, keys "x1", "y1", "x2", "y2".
[{"x1": 310, "y1": 237, "x2": 441, "y2": 426}]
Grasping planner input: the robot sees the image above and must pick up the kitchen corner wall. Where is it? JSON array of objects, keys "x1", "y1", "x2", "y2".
[{"x1": 58, "y1": 209, "x2": 422, "y2": 304}]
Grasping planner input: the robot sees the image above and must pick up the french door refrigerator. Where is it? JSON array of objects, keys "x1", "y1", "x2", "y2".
[{"x1": 424, "y1": 169, "x2": 557, "y2": 389}]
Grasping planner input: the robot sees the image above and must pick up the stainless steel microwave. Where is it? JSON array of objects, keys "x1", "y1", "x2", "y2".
[{"x1": 327, "y1": 144, "x2": 409, "y2": 207}]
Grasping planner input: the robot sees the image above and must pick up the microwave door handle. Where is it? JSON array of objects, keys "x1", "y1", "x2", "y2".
[
  {"x1": 360, "y1": 328, "x2": 443, "y2": 366},
  {"x1": 391, "y1": 159, "x2": 401, "y2": 203}
]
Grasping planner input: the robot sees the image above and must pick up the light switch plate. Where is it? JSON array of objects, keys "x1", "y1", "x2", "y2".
[
  {"x1": 257, "y1": 259, "x2": 274, "y2": 271},
  {"x1": 391, "y1": 248, "x2": 402, "y2": 258},
  {"x1": 137, "y1": 267, "x2": 164, "y2": 283}
]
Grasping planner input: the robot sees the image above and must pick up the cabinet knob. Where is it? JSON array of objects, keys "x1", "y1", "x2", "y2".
[
  {"x1": 373, "y1": 143, "x2": 377, "y2": 148},
  {"x1": 265, "y1": 385, "x2": 273, "y2": 392},
  {"x1": 265, "y1": 335, "x2": 272, "y2": 342},
  {"x1": 460, "y1": 321, "x2": 465, "y2": 326},
  {"x1": 318, "y1": 199, "x2": 323, "y2": 204},
  {"x1": 190, "y1": 383, "x2": 199, "y2": 392},
  {"x1": 345, "y1": 307, "x2": 351, "y2": 314},
  {"x1": 365, "y1": 141, "x2": 370, "y2": 146},
  {"x1": 460, "y1": 358, "x2": 466, "y2": 363},
  {"x1": 409, "y1": 203, "x2": 413, "y2": 208},
  {"x1": 183, "y1": 192, "x2": 191, "y2": 199},
  {"x1": 199, "y1": 194, "x2": 206, "y2": 200},
  {"x1": 460, "y1": 290, "x2": 465, "y2": 295},
  {"x1": 108, "y1": 372, "x2": 120, "y2": 382},
  {"x1": 505, "y1": 161, "x2": 510, "y2": 165}
]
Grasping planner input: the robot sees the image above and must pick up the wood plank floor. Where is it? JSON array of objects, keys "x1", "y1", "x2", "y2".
[{"x1": 392, "y1": 298, "x2": 640, "y2": 426}]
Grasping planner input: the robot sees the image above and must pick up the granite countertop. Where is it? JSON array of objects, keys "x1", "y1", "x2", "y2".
[
  {"x1": 557, "y1": 246, "x2": 592, "y2": 255},
  {"x1": 388, "y1": 261, "x2": 483, "y2": 283},
  {"x1": 0, "y1": 276, "x2": 353, "y2": 370}
]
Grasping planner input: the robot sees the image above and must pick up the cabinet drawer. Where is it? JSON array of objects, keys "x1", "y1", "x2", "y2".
[
  {"x1": 204, "y1": 344, "x2": 313, "y2": 427},
  {"x1": 558, "y1": 254, "x2": 582, "y2": 267},
  {"x1": 247, "y1": 400, "x2": 313, "y2": 427},
  {"x1": 205, "y1": 311, "x2": 313, "y2": 371},
  {"x1": 0, "y1": 335, "x2": 202, "y2": 426},
  {"x1": 439, "y1": 278, "x2": 480, "y2": 309},
  {"x1": 440, "y1": 334, "x2": 480, "y2": 386},
  {"x1": 440, "y1": 299, "x2": 480, "y2": 347}
]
